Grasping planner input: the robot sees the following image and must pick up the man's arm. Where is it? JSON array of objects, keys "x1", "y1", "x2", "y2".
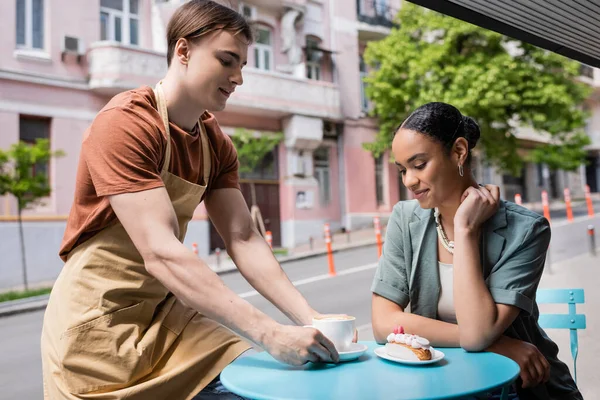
[
  {"x1": 109, "y1": 186, "x2": 339, "y2": 365},
  {"x1": 205, "y1": 188, "x2": 318, "y2": 326}
]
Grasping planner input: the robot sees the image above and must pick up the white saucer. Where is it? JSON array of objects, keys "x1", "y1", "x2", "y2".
[
  {"x1": 374, "y1": 346, "x2": 445, "y2": 365},
  {"x1": 337, "y1": 343, "x2": 368, "y2": 362}
]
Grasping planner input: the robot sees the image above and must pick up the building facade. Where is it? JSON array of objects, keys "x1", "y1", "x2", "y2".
[{"x1": 1, "y1": 0, "x2": 598, "y2": 289}]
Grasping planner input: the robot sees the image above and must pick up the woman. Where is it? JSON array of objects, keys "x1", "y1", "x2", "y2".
[
  {"x1": 371, "y1": 102, "x2": 581, "y2": 399},
  {"x1": 41, "y1": 2, "x2": 341, "y2": 400}
]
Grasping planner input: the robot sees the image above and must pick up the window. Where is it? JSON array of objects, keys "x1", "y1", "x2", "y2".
[
  {"x1": 100, "y1": 0, "x2": 139, "y2": 45},
  {"x1": 375, "y1": 155, "x2": 385, "y2": 205},
  {"x1": 19, "y1": 116, "x2": 51, "y2": 179},
  {"x1": 16, "y1": 0, "x2": 44, "y2": 49},
  {"x1": 314, "y1": 147, "x2": 331, "y2": 206},
  {"x1": 375, "y1": 0, "x2": 388, "y2": 16},
  {"x1": 254, "y1": 27, "x2": 272, "y2": 71},
  {"x1": 359, "y1": 56, "x2": 370, "y2": 112},
  {"x1": 239, "y1": 2, "x2": 256, "y2": 20},
  {"x1": 306, "y1": 37, "x2": 322, "y2": 81},
  {"x1": 537, "y1": 163, "x2": 545, "y2": 187}
]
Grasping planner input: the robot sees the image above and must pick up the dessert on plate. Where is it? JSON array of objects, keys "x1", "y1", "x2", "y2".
[{"x1": 385, "y1": 326, "x2": 433, "y2": 361}]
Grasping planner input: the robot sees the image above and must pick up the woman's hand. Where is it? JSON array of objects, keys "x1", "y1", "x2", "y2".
[
  {"x1": 454, "y1": 184, "x2": 500, "y2": 234},
  {"x1": 488, "y1": 336, "x2": 550, "y2": 388}
]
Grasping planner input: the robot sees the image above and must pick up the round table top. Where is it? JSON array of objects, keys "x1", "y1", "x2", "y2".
[{"x1": 220, "y1": 341, "x2": 520, "y2": 400}]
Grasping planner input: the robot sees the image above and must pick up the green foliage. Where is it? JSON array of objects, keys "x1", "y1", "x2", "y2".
[
  {"x1": 0, "y1": 139, "x2": 64, "y2": 290},
  {"x1": 363, "y1": 3, "x2": 592, "y2": 175},
  {"x1": 0, "y1": 287, "x2": 52, "y2": 303},
  {"x1": 0, "y1": 139, "x2": 65, "y2": 210},
  {"x1": 231, "y1": 128, "x2": 283, "y2": 174}
]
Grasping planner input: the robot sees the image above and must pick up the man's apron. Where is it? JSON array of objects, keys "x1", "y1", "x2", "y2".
[{"x1": 41, "y1": 83, "x2": 251, "y2": 400}]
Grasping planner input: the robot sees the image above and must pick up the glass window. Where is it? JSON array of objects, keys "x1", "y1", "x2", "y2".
[
  {"x1": 32, "y1": 0, "x2": 43, "y2": 48},
  {"x1": 254, "y1": 48, "x2": 260, "y2": 68},
  {"x1": 114, "y1": 16, "x2": 122, "y2": 42},
  {"x1": 100, "y1": 12, "x2": 109, "y2": 40},
  {"x1": 16, "y1": 0, "x2": 25, "y2": 45},
  {"x1": 375, "y1": 0, "x2": 387, "y2": 16},
  {"x1": 375, "y1": 155, "x2": 385, "y2": 205},
  {"x1": 19, "y1": 116, "x2": 51, "y2": 179},
  {"x1": 537, "y1": 164, "x2": 545, "y2": 187},
  {"x1": 101, "y1": 0, "x2": 123, "y2": 10},
  {"x1": 129, "y1": 0, "x2": 139, "y2": 14},
  {"x1": 16, "y1": 0, "x2": 44, "y2": 50},
  {"x1": 263, "y1": 51, "x2": 270, "y2": 71},
  {"x1": 129, "y1": 18, "x2": 139, "y2": 45},
  {"x1": 100, "y1": 0, "x2": 139, "y2": 45},
  {"x1": 306, "y1": 37, "x2": 322, "y2": 81},
  {"x1": 314, "y1": 147, "x2": 331, "y2": 206},
  {"x1": 360, "y1": 56, "x2": 370, "y2": 112},
  {"x1": 253, "y1": 27, "x2": 273, "y2": 71},
  {"x1": 257, "y1": 28, "x2": 271, "y2": 45}
]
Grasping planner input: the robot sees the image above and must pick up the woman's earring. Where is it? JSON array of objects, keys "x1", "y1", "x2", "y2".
[{"x1": 458, "y1": 164, "x2": 464, "y2": 177}]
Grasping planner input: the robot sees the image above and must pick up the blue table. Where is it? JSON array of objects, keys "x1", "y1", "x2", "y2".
[{"x1": 221, "y1": 341, "x2": 520, "y2": 400}]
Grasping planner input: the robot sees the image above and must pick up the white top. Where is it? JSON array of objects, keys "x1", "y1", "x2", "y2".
[{"x1": 437, "y1": 262, "x2": 457, "y2": 324}]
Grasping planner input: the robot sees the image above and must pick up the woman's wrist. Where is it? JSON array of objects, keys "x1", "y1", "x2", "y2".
[{"x1": 454, "y1": 225, "x2": 480, "y2": 239}]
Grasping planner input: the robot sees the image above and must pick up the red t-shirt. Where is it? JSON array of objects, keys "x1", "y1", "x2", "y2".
[{"x1": 59, "y1": 86, "x2": 239, "y2": 261}]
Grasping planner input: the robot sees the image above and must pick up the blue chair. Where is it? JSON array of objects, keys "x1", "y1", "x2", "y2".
[{"x1": 536, "y1": 288, "x2": 586, "y2": 382}]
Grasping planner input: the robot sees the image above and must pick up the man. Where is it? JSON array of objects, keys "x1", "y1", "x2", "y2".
[{"x1": 41, "y1": 2, "x2": 345, "y2": 399}]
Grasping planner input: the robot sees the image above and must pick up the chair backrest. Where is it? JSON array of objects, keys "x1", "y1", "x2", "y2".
[
  {"x1": 536, "y1": 288, "x2": 586, "y2": 383},
  {"x1": 536, "y1": 289, "x2": 586, "y2": 329}
]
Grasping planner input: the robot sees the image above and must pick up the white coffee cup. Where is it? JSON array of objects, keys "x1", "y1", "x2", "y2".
[{"x1": 308, "y1": 315, "x2": 355, "y2": 352}]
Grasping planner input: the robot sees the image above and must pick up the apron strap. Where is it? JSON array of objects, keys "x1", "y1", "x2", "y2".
[
  {"x1": 198, "y1": 119, "x2": 211, "y2": 186},
  {"x1": 154, "y1": 81, "x2": 212, "y2": 184},
  {"x1": 153, "y1": 82, "x2": 172, "y2": 175}
]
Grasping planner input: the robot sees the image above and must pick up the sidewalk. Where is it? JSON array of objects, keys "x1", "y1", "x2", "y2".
[
  {"x1": 522, "y1": 192, "x2": 600, "y2": 213},
  {"x1": 538, "y1": 249, "x2": 598, "y2": 399},
  {"x1": 204, "y1": 225, "x2": 384, "y2": 274}
]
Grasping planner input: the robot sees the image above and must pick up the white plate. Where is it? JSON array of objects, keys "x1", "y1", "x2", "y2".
[
  {"x1": 374, "y1": 346, "x2": 445, "y2": 365},
  {"x1": 337, "y1": 343, "x2": 368, "y2": 362}
]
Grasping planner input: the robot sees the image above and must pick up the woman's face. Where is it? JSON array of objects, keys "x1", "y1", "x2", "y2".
[
  {"x1": 392, "y1": 128, "x2": 463, "y2": 209},
  {"x1": 183, "y1": 30, "x2": 248, "y2": 112}
]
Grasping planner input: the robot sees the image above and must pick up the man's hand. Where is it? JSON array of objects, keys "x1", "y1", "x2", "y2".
[
  {"x1": 488, "y1": 336, "x2": 550, "y2": 388},
  {"x1": 264, "y1": 325, "x2": 339, "y2": 365}
]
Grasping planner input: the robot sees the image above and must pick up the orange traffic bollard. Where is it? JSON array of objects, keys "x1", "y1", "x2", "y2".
[
  {"x1": 541, "y1": 190, "x2": 551, "y2": 223},
  {"x1": 374, "y1": 216, "x2": 383, "y2": 259},
  {"x1": 585, "y1": 185, "x2": 595, "y2": 217},
  {"x1": 265, "y1": 230, "x2": 273, "y2": 249},
  {"x1": 514, "y1": 193, "x2": 522, "y2": 206},
  {"x1": 192, "y1": 242, "x2": 198, "y2": 256},
  {"x1": 324, "y1": 223, "x2": 336, "y2": 276},
  {"x1": 564, "y1": 188, "x2": 574, "y2": 222}
]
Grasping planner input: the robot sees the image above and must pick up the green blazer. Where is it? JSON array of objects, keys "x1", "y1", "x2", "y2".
[{"x1": 372, "y1": 200, "x2": 581, "y2": 400}]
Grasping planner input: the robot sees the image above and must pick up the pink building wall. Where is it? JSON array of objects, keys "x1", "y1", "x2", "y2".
[{"x1": 1, "y1": 0, "x2": 399, "y2": 253}]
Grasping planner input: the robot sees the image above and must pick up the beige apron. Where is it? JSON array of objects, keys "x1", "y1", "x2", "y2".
[{"x1": 41, "y1": 83, "x2": 251, "y2": 400}]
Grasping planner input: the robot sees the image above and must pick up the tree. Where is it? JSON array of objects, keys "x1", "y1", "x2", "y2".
[
  {"x1": 362, "y1": 3, "x2": 592, "y2": 176},
  {"x1": 230, "y1": 128, "x2": 283, "y2": 237},
  {"x1": 0, "y1": 139, "x2": 64, "y2": 290}
]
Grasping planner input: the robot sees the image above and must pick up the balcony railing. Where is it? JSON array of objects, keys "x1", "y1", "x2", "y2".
[
  {"x1": 357, "y1": 0, "x2": 398, "y2": 28},
  {"x1": 227, "y1": 68, "x2": 342, "y2": 120}
]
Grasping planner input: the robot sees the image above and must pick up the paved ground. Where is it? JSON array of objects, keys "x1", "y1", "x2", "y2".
[{"x1": 0, "y1": 215, "x2": 598, "y2": 399}]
